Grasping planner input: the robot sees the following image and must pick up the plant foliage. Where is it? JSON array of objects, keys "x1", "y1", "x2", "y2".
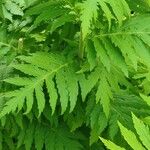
[
  {"x1": 0, "y1": 0, "x2": 150, "y2": 149},
  {"x1": 101, "y1": 113, "x2": 150, "y2": 150}
]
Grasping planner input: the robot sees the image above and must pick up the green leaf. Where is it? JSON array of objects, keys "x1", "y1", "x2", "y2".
[
  {"x1": 24, "y1": 124, "x2": 35, "y2": 150},
  {"x1": 56, "y1": 69, "x2": 69, "y2": 114},
  {"x1": 34, "y1": 125, "x2": 45, "y2": 150},
  {"x1": 140, "y1": 94, "x2": 150, "y2": 107},
  {"x1": 0, "y1": 53, "x2": 77, "y2": 117},
  {"x1": 132, "y1": 113, "x2": 150, "y2": 150},
  {"x1": 45, "y1": 126, "x2": 83, "y2": 150},
  {"x1": 5, "y1": 0, "x2": 23, "y2": 16},
  {"x1": 2, "y1": 5, "x2": 12, "y2": 21},
  {"x1": 0, "y1": 1, "x2": 3, "y2": 19},
  {"x1": 65, "y1": 67, "x2": 79, "y2": 112},
  {"x1": 118, "y1": 122, "x2": 145, "y2": 150},
  {"x1": 35, "y1": 82, "x2": 45, "y2": 117},
  {"x1": 51, "y1": 14, "x2": 74, "y2": 33},
  {"x1": 96, "y1": 72, "x2": 112, "y2": 118},
  {"x1": 94, "y1": 37, "x2": 110, "y2": 71},
  {"x1": 90, "y1": 111, "x2": 107, "y2": 144},
  {"x1": 45, "y1": 77, "x2": 58, "y2": 115},
  {"x1": 79, "y1": 67, "x2": 101, "y2": 101},
  {"x1": 100, "y1": 137, "x2": 125, "y2": 150},
  {"x1": 105, "y1": 0, "x2": 130, "y2": 26},
  {"x1": 4, "y1": 77, "x2": 33, "y2": 86},
  {"x1": 80, "y1": 0, "x2": 99, "y2": 40},
  {"x1": 98, "y1": 0, "x2": 113, "y2": 29}
]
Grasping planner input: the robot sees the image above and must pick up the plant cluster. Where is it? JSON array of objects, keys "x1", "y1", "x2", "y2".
[{"x1": 0, "y1": 0, "x2": 150, "y2": 149}]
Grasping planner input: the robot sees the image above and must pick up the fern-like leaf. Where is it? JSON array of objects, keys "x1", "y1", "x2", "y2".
[
  {"x1": 96, "y1": 14, "x2": 150, "y2": 71},
  {"x1": 25, "y1": 1, "x2": 73, "y2": 31},
  {"x1": 0, "y1": 52, "x2": 81, "y2": 117},
  {"x1": 101, "y1": 114, "x2": 150, "y2": 150},
  {"x1": 17, "y1": 122, "x2": 83, "y2": 150},
  {"x1": 80, "y1": 0, "x2": 130, "y2": 40},
  {"x1": 45, "y1": 126, "x2": 83, "y2": 150}
]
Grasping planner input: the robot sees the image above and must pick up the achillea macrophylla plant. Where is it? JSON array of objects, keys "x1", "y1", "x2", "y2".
[{"x1": 0, "y1": 0, "x2": 150, "y2": 149}]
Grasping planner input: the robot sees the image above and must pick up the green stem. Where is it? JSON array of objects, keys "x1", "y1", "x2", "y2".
[{"x1": 78, "y1": 29, "x2": 84, "y2": 59}]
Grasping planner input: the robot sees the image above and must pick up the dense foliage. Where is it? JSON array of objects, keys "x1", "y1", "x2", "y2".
[{"x1": 0, "y1": 0, "x2": 150, "y2": 149}]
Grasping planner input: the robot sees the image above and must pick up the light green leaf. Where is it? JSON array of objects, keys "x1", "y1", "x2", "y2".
[
  {"x1": 118, "y1": 122, "x2": 145, "y2": 150},
  {"x1": 132, "y1": 113, "x2": 150, "y2": 150},
  {"x1": 35, "y1": 82, "x2": 45, "y2": 117},
  {"x1": 81, "y1": 0, "x2": 98, "y2": 40},
  {"x1": 140, "y1": 94, "x2": 150, "y2": 106},
  {"x1": 5, "y1": 0, "x2": 23, "y2": 16},
  {"x1": 100, "y1": 137, "x2": 125, "y2": 150}
]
